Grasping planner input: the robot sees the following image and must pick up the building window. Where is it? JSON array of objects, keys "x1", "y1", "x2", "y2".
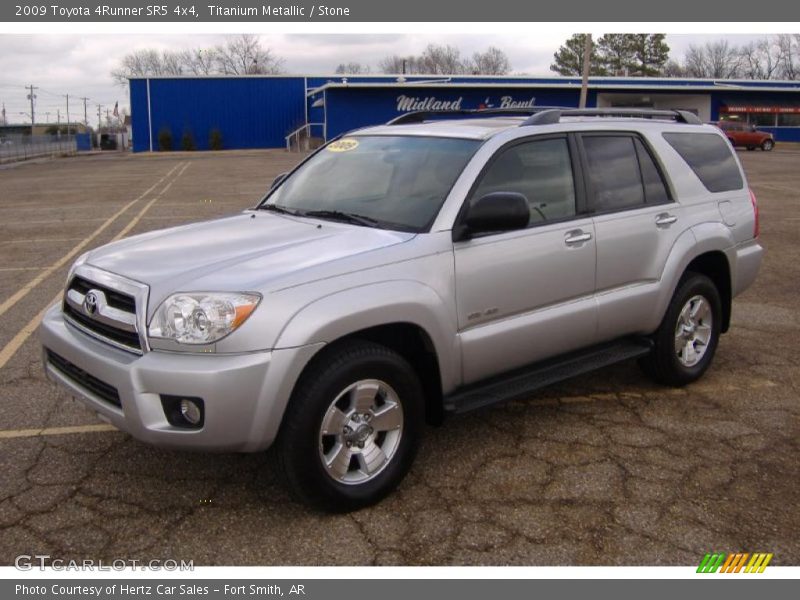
[
  {"x1": 777, "y1": 113, "x2": 800, "y2": 127},
  {"x1": 749, "y1": 113, "x2": 778, "y2": 127}
]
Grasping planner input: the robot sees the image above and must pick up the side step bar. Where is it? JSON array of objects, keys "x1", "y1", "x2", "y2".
[{"x1": 444, "y1": 337, "x2": 653, "y2": 415}]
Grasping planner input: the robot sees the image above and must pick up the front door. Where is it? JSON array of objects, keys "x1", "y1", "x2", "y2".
[{"x1": 454, "y1": 135, "x2": 598, "y2": 384}]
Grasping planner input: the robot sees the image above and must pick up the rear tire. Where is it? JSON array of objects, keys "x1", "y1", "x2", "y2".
[
  {"x1": 639, "y1": 273, "x2": 722, "y2": 387},
  {"x1": 276, "y1": 340, "x2": 424, "y2": 512}
]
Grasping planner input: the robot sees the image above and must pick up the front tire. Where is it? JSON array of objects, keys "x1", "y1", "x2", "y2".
[
  {"x1": 761, "y1": 139, "x2": 774, "y2": 151},
  {"x1": 640, "y1": 273, "x2": 722, "y2": 386},
  {"x1": 276, "y1": 340, "x2": 424, "y2": 512}
]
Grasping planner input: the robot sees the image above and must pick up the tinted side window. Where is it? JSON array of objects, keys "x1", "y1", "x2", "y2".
[
  {"x1": 582, "y1": 136, "x2": 645, "y2": 212},
  {"x1": 472, "y1": 137, "x2": 576, "y2": 225},
  {"x1": 662, "y1": 132, "x2": 744, "y2": 193},
  {"x1": 635, "y1": 139, "x2": 671, "y2": 204}
]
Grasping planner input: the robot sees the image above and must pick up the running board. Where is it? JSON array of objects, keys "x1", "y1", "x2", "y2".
[{"x1": 444, "y1": 338, "x2": 653, "y2": 415}]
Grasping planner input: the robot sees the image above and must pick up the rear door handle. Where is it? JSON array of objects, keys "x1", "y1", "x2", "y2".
[
  {"x1": 655, "y1": 213, "x2": 677, "y2": 227},
  {"x1": 565, "y1": 231, "x2": 592, "y2": 246}
]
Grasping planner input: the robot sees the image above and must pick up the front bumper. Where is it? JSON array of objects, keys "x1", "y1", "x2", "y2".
[{"x1": 39, "y1": 304, "x2": 323, "y2": 452}]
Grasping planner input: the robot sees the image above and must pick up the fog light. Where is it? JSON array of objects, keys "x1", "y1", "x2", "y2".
[
  {"x1": 180, "y1": 399, "x2": 202, "y2": 425},
  {"x1": 161, "y1": 395, "x2": 204, "y2": 428}
]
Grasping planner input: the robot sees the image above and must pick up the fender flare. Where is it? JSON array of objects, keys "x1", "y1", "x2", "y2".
[{"x1": 273, "y1": 280, "x2": 461, "y2": 393}]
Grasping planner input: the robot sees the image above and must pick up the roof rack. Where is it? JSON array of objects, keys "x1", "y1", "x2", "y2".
[
  {"x1": 521, "y1": 108, "x2": 703, "y2": 126},
  {"x1": 386, "y1": 107, "x2": 563, "y2": 126}
]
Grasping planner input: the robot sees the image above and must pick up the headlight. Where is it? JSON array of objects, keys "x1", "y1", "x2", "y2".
[{"x1": 148, "y1": 292, "x2": 261, "y2": 344}]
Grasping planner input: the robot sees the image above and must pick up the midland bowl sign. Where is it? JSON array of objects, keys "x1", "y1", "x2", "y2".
[{"x1": 396, "y1": 94, "x2": 538, "y2": 112}]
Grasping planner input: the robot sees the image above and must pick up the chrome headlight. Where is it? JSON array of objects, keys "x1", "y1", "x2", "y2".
[{"x1": 148, "y1": 292, "x2": 261, "y2": 344}]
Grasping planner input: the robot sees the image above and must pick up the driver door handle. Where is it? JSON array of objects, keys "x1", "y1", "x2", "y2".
[{"x1": 565, "y1": 231, "x2": 592, "y2": 246}]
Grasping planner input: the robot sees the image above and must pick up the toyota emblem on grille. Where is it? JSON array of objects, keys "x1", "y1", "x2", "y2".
[{"x1": 83, "y1": 291, "x2": 100, "y2": 316}]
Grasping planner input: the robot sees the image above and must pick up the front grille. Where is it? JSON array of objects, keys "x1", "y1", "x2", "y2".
[
  {"x1": 46, "y1": 349, "x2": 121, "y2": 408},
  {"x1": 70, "y1": 276, "x2": 136, "y2": 313},
  {"x1": 63, "y1": 303, "x2": 141, "y2": 349},
  {"x1": 63, "y1": 276, "x2": 142, "y2": 352}
]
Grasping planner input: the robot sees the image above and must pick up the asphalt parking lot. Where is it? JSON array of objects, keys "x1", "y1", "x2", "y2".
[{"x1": 0, "y1": 147, "x2": 797, "y2": 566}]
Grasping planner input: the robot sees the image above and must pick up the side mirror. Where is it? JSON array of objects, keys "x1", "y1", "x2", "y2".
[
  {"x1": 270, "y1": 172, "x2": 289, "y2": 190},
  {"x1": 750, "y1": 124, "x2": 757, "y2": 132},
  {"x1": 454, "y1": 192, "x2": 530, "y2": 241}
]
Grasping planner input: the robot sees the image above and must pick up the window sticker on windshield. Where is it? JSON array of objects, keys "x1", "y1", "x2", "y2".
[{"x1": 327, "y1": 138, "x2": 359, "y2": 152}]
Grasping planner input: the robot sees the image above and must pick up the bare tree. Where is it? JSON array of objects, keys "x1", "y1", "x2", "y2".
[
  {"x1": 214, "y1": 34, "x2": 284, "y2": 75},
  {"x1": 111, "y1": 49, "x2": 183, "y2": 86},
  {"x1": 180, "y1": 48, "x2": 217, "y2": 76},
  {"x1": 777, "y1": 34, "x2": 800, "y2": 80},
  {"x1": 380, "y1": 44, "x2": 511, "y2": 75},
  {"x1": 469, "y1": 46, "x2": 511, "y2": 75},
  {"x1": 334, "y1": 62, "x2": 371, "y2": 74},
  {"x1": 417, "y1": 44, "x2": 466, "y2": 74},
  {"x1": 683, "y1": 40, "x2": 743, "y2": 79},
  {"x1": 739, "y1": 38, "x2": 783, "y2": 80}
]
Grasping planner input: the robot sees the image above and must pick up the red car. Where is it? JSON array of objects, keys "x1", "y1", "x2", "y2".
[{"x1": 715, "y1": 121, "x2": 775, "y2": 151}]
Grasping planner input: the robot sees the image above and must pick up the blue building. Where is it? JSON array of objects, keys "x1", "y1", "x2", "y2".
[{"x1": 129, "y1": 74, "x2": 800, "y2": 152}]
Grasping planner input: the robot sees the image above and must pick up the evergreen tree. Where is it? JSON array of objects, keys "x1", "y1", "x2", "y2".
[
  {"x1": 627, "y1": 34, "x2": 670, "y2": 76},
  {"x1": 597, "y1": 34, "x2": 636, "y2": 75},
  {"x1": 550, "y1": 34, "x2": 607, "y2": 76}
]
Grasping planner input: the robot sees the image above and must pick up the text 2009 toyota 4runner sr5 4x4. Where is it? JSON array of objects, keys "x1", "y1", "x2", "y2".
[{"x1": 40, "y1": 108, "x2": 763, "y2": 511}]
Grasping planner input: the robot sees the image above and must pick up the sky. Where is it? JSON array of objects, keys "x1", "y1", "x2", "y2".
[{"x1": 0, "y1": 33, "x2": 770, "y2": 126}]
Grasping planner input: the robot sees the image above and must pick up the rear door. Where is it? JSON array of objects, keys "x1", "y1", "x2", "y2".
[
  {"x1": 453, "y1": 135, "x2": 598, "y2": 384},
  {"x1": 578, "y1": 133, "x2": 684, "y2": 341}
]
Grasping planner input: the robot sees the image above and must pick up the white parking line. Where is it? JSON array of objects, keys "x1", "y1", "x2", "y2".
[
  {"x1": 0, "y1": 423, "x2": 119, "y2": 440},
  {"x1": 0, "y1": 267, "x2": 45, "y2": 272},
  {"x1": 0, "y1": 218, "x2": 107, "y2": 225},
  {"x1": 0, "y1": 162, "x2": 182, "y2": 321},
  {"x1": 0, "y1": 238, "x2": 83, "y2": 245}
]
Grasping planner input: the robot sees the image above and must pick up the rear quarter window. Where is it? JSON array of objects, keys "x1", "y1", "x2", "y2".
[{"x1": 662, "y1": 132, "x2": 744, "y2": 193}]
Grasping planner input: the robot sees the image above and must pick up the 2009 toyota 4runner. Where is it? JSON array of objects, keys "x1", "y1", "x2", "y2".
[{"x1": 40, "y1": 108, "x2": 763, "y2": 511}]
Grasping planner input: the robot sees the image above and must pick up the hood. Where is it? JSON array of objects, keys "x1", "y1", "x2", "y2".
[{"x1": 86, "y1": 211, "x2": 415, "y2": 307}]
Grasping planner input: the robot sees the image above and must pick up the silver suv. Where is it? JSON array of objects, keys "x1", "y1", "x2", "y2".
[{"x1": 40, "y1": 108, "x2": 763, "y2": 511}]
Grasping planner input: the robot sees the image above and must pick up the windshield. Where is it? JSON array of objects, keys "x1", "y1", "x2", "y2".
[{"x1": 263, "y1": 135, "x2": 480, "y2": 232}]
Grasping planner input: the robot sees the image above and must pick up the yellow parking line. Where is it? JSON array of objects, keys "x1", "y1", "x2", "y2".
[
  {"x1": 111, "y1": 162, "x2": 191, "y2": 242},
  {"x1": 0, "y1": 162, "x2": 182, "y2": 321},
  {"x1": 0, "y1": 423, "x2": 119, "y2": 440},
  {"x1": 0, "y1": 267, "x2": 45, "y2": 272},
  {"x1": 0, "y1": 161, "x2": 190, "y2": 372}
]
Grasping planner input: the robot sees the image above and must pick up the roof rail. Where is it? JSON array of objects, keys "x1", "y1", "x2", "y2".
[
  {"x1": 521, "y1": 107, "x2": 703, "y2": 126},
  {"x1": 386, "y1": 107, "x2": 564, "y2": 126}
]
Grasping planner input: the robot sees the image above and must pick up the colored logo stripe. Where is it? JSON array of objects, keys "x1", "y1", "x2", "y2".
[{"x1": 697, "y1": 552, "x2": 773, "y2": 573}]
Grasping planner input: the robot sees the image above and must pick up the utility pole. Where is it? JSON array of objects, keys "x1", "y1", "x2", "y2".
[
  {"x1": 64, "y1": 94, "x2": 70, "y2": 136},
  {"x1": 26, "y1": 84, "x2": 38, "y2": 135},
  {"x1": 579, "y1": 34, "x2": 592, "y2": 109},
  {"x1": 96, "y1": 104, "x2": 102, "y2": 130},
  {"x1": 1, "y1": 103, "x2": 6, "y2": 126},
  {"x1": 105, "y1": 108, "x2": 110, "y2": 129},
  {"x1": 80, "y1": 96, "x2": 89, "y2": 126}
]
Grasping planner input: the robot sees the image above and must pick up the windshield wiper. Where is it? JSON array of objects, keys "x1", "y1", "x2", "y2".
[
  {"x1": 302, "y1": 209, "x2": 382, "y2": 228},
  {"x1": 258, "y1": 204, "x2": 299, "y2": 215}
]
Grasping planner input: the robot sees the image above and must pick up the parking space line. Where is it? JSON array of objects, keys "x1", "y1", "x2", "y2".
[
  {"x1": 0, "y1": 162, "x2": 183, "y2": 321},
  {"x1": 0, "y1": 423, "x2": 119, "y2": 440},
  {"x1": 0, "y1": 238, "x2": 83, "y2": 245},
  {"x1": 0, "y1": 267, "x2": 45, "y2": 272},
  {"x1": 110, "y1": 162, "x2": 191, "y2": 242},
  {"x1": 0, "y1": 161, "x2": 190, "y2": 372},
  {"x1": 1, "y1": 218, "x2": 107, "y2": 225}
]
